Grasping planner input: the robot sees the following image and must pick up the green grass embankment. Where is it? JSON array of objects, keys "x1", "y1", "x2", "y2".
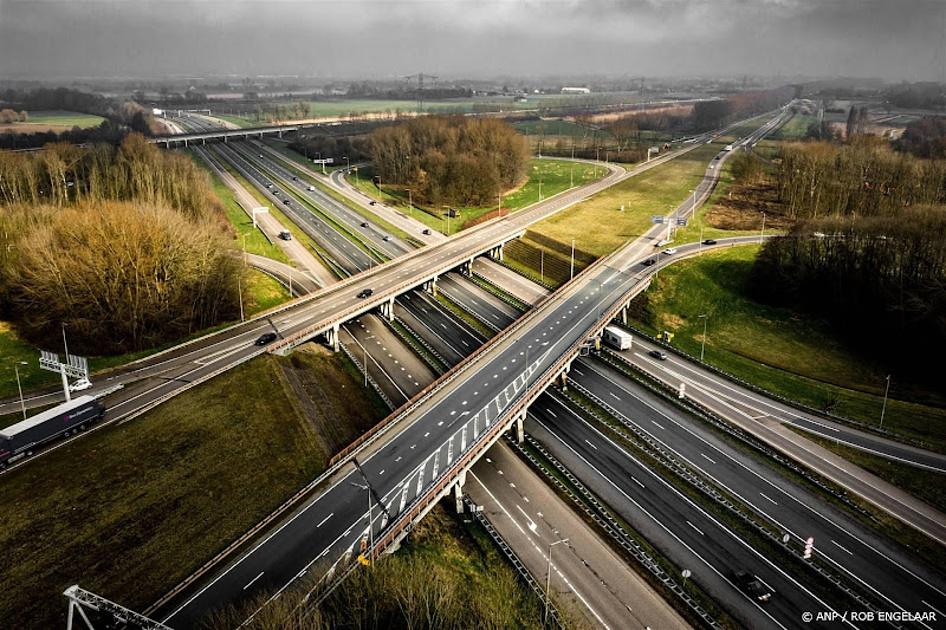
[{"x1": 633, "y1": 246, "x2": 946, "y2": 451}]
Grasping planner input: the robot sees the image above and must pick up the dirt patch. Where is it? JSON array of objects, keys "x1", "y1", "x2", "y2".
[{"x1": 704, "y1": 182, "x2": 792, "y2": 231}]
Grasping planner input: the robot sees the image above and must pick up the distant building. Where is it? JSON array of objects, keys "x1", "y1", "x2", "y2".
[{"x1": 561, "y1": 87, "x2": 591, "y2": 95}]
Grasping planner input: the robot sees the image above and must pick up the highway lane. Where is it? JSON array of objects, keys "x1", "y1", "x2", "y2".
[
  {"x1": 395, "y1": 292, "x2": 483, "y2": 365},
  {"x1": 571, "y1": 357, "x2": 946, "y2": 625},
  {"x1": 213, "y1": 143, "x2": 373, "y2": 275},
  {"x1": 257, "y1": 141, "x2": 447, "y2": 246},
  {"x1": 193, "y1": 145, "x2": 334, "y2": 285},
  {"x1": 613, "y1": 336, "x2": 946, "y2": 472},
  {"x1": 227, "y1": 142, "x2": 412, "y2": 260},
  {"x1": 467, "y1": 441, "x2": 692, "y2": 630},
  {"x1": 437, "y1": 272, "x2": 521, "y2": 332},
  {"x1": 527, "y1": 395, "x2": 860, "y2": 630}
]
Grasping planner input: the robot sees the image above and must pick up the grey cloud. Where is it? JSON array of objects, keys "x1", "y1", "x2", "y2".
[{"x1": 0, "y1": 0, "x2": 942, "y2": 80}]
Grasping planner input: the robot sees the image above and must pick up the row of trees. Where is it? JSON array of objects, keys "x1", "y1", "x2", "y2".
[
  {"x1": 370, "y1": 116, "x2": 530, "y2": 206},
  {"x1": 774, "y1": 138, "x2": 946, "y2": 220},
  {"x1": 751, "y1": 208, "x2": 946, "y2": 370},
  {"x1": 896, "y1": 116, "x2": 946, "y2": 159},
  {"x1": 0, "y1": 135, "x2": 241, "y2": 353},
  {"x1": 0, "y1": 134, "x2": 218, "y2": 218},
  {"x1": 0, "y1": 109, "x2": 28, "y2": 124}
]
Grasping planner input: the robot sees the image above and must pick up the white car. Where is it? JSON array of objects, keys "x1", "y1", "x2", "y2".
[
  {"x1": 307, "y1": 185, "x2": 316, "y2": 191},
  {"x1": 662, "y1": 248, "x2": 678, "y2": 255},
  {"x1": 69, "y1": 377, "x2": 92, "y2": 392}
]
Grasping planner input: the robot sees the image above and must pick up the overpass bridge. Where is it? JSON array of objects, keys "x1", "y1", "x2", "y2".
[{"x1": 148, "y1": 124, "x2": 307, "y2": 147}]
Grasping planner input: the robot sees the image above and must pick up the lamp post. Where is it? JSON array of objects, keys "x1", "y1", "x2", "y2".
[
  {"x1": 351, "y1": 481, "x2": 373, "y2": 564},
  {"x1": 698, "y1": 314, "x2": 708, "y2": 362},
  {"x1": 880, "y1": 375, "x2": 891, "y2": 428},
  {"x1": 545, "y1": 538, "x2": 569, "y2": 624},
  {"x1": 13, "y1": 361, "x2": 28, "y2": 421},
  {"x1": 760, "y1": 211, "x2": 767, "y2": 243},
  {"x1": 569, "y1": 239, "x2": 576, "y2": 280}
]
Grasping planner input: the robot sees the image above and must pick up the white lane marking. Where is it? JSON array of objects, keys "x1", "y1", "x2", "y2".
[
  {"x1": 700, "y1": 453, "x2": 716, "y2": 464},
  {"x1": 630, "y1": 476, "x2": 645, "y2": 489},
  {"x1": 651, "y1": 420, "x2": 665, "y2": 430},
  {"x1": 243, "y1": 572, "x2": 264, "y2": 591},
  {"x1": 609, "y1": 391, "x2": 621, "y2": 401},
  {"x1": 831, "y1": 540, "x2": 854, "y2": 556},
  {"x1": 759, "y1": 492, "x2": 778, "y2": 506},
  {"x1": 584, "y1": 439, "x2": 598, "y2": 450},
  {"x1": 685, "y1": 520, "x2": 705, "y2": 536},
  {"x1": 923, "y1": 601, "x2": 945, "y2": 618},
  {"x1": 316, "y1": 513, "x2": 334, "y2": 528}
]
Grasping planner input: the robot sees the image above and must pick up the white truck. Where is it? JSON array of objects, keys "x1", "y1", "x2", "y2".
[{"x1": 602, "y1": 325, "x2": 633, "y2": 351}]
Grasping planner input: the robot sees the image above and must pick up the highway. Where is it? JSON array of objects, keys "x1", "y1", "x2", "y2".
[
  {"x1": 154, "y1": 233, "x2": 773, "y2": 627},
  {"x1": 565, "y1": 358, "x2": 946, "y2": 625},
  {"x1": 611, "y1": 335, "x2": 946, "y2": 472},
  {"x1": 526, "y1": 397, "x2": 855, "y2": 630},
  {"x1": 467, "y1": 442, "x2": 692, "y2": 630}
]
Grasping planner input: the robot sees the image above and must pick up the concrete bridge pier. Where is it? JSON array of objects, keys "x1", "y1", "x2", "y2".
[
  {"x1": 488, "y1": 243, "x2": 505, "y2": 262},
  {"x1": 379, "y1": 297, "x2": 395, "y2": 321},
  {"x1": 453, "y1": 469, "x2": 467, "y2": 514},
  {"x1": 325, "y1": 324, "x2": 340, "y2": 352},
  {"x1": 460, "y1": 257, "x2": 475, "y2": 276},
  {"x1": 620, "y1": 304, "x2": 628, "y2": 325},
  {"x1": 424, "y1": 276, "x2": 439, "y2": 297},
  {"x1": 559, "y1": 362, "x2": 572, "y2": 391}
]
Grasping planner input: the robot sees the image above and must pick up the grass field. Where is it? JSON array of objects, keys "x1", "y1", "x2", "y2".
[
  {"x1": 527, "y1": 141, "x2": 725, "y2": 260},
  {"x1": 0, "y1": 110, "x2": 106, "y2": 133},
  {"x1": 634, "y1": 246, "x2": 946, "y2": 450},
  {"x1": 771, "y1": 113, "x2": 818, "y2": 140},
  {"x1": 346, "y1": 158, "x2": 607, "y2": 235},
  {"x1": 208, "y1": 167, "x2": 290, "y2": 263},
  {"x1": 0, "y1": 348, "x2": 389, "y2": 628}
]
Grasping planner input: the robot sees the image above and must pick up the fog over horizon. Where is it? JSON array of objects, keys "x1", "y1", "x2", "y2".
[{"x1": 1, "y1": 0, "x2": 944, "y2": 83}]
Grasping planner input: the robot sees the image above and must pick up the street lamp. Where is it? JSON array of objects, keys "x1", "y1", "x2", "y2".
[
  {"x1": 13, "y1": 361, "x2": 28, "y2": 421},
  {"x1": 351, "y1": 481, "x2": 373, "y2": 564},
  {"x1": 698, "y1": 314, "x2": 708, "y2": 362},
  {"x1": 545, "y1": 538, "x2": 569, "y2": 624},
  {"x1": 880, "y1": 375, "x2": 891, "y2": 428},
  {"x1": 343, "y1": 155, "x2": 350, "y2": 172},
  {"x1": 760, "y1": 211, "x2": 767, "y2": 243}
]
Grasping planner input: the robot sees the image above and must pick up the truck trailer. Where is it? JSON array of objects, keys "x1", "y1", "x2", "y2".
[
  {"x1": 0, "y1": 395, "x2": 105, "y2": 467},
  {"x1": 602, "y1": 325, "x2": 633, "y2": 351}
]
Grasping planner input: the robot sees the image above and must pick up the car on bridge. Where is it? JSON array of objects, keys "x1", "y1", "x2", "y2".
[
  {"x1": 642, "y1": 258, "x2": 657, "y2": 267},
  {"x1": 255, "y1": 332, "x2": 278, "y2": 346},
  {"x1": 357, "y1": 288, "x2": 374, "y2": 299},
  {"x1": 649, "y1": 349, "x2": 668, "y2": 361},
  {"x1": 662, "y1": 248, "x2": 677, "y2": 255}
]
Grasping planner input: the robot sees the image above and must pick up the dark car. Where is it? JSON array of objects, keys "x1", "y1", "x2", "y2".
[
  {"x1": 734, "y1": 571, "x2": 773, "y2": 603},
  {"x1": 369, "y1": 200, "x2": 377, "y2": 206},
  {"x1": 283, "y1": 198, "x2": 291, "y2": 205},
  {"x1": 357, "y1": 288, "x2": 374, "y2": 299},
  {"x1": 642, "y1": 258, "x2": 657, "y2": 267},
  {"x1": 649, "y1": 349, "x2": 668, "y2": 361},
  {"x1": 422, "y1": 228, "x2": 432, "y2": 235},
  {"x1": 255, "y1": 332, "x2": 278, "y2": 346},
  {"x1": 292, "y1": 176, "x2": 298, "y2": 181},
  {"x1": 361, "y1": 222, "x2": 369, "y2": 228},
  {"x1": 703, "y1": 239, "x2": 717, "y2": 245}
]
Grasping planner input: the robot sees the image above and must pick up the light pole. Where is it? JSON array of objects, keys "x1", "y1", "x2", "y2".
[
  {"x1": 545, "y1": 538, "x2": 569, "y2": 624},
  {"x1": 698, "y1": 314, "x2": 708, "y2": 362},
  {"x1": 760, "y1": 211, "x2": 767, "y2": 243},
  {"x1": 351, "y1": 481, "x2": 373, "y2": 564},
  {"x1": 538, "y1": 178, "x2": 543, "y2": 201},
  {"x1": 13, "y1": 361, "x2": 28, "y2": 420},
  {"x1": 408, "y1": 189, "x2": 413, "y2": 217},
  {"x1": 62, "y1": 323, "x2": 71, "y2": 359},
  {"x1": 343, "y1": 155, "x2": 350, "y2": 173},
  {"x1": 237, "y1": 277, "x2": 245, "y2": 322},
  {"x1": 880, "y1": 374, "x2": 891, "y2": 428},
  {"x1": 569, "y1": 239, "x2": 576, "y2": 280}
]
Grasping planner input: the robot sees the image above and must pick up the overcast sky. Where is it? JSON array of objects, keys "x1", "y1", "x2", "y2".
[{"x1": 1, "y1": 0, "x2": 943, "y2": 82}]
